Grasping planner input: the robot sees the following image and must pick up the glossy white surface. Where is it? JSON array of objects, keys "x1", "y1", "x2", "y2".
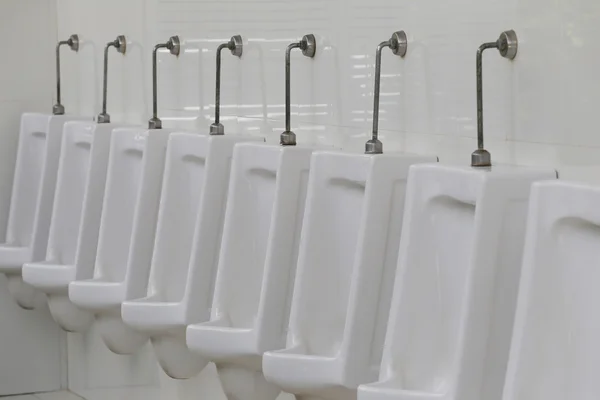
[
  {"x1": 24, "y1": 0, "x2": 600, "y2": 399},
  {"x1": 186, "y1": 142, "x2": 316, "y2": 400},
  {"x1": 502, "y1": 181, "x2": 600, "y2": 400},
  {"x1": 0, "y1": 113, "x2": 87, "y2": 309},
  {"x1": 23, "y1": 122, "x2": 123, "y2": 332},
  {"x1": 69, "y1": 127, "x2": 171, "y2": 354},
  {"x1": 357, "y1": 164, "x2": 555, "y2": 400},
  {"x1": 121, "y1": 133, "x2": 264, "y2": 379},
  {"x1": 261, "y1": 151, "x2": 435, "y2": 400},
  {"x1": 55, "y1": 0, "x2": 600, "y2": 183}
]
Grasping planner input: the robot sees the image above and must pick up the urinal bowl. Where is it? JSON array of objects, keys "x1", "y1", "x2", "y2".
[
  {"x1": 23, "y1": 122, "x2": 123, "y2": 331},
  {"x1": 357, "y1": 163, "x2": 556, "y2": 400},
  {"x1": 122, "y1": 133, "x2": 264, "y2": 379},
  {"x1": 0, "y1": 113, "x2": 88, "y2": 309},
  {"x1": 69, "y1": 127, "x2": 172, "y2": 354},
  {"x1": 186, "y1": 142, "x2": 317, "y2": 399},
  {"x1": 502, "y1": 181, "x2": 600, "y2": 400},
  {"x1": 261, "y1": 151, "x2": 436, "y2": 400}
]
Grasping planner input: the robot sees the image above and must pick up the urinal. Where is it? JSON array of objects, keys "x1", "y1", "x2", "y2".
[
  {"x1": 23, "y1": 121, "x2": 123, "y2": 332},
  {"x1": 185, "y1": 140, "x2": 315, "y2": 393},
  {"x1": 502, "y1": 181, "x2": 600, "y2": 400},
  {"x1": 121, "y1": 132, "x2": 264, "y2": 379},
  {"x1": 69, "y1": 34, "x2": 181, "y2": 355},
  {"x1": 68, "y1": 127, "x2": 172, "y2": 353},
  {"x1": 261, "y1": 147, "x2": 435, "y2": 400},
  {"x1": 24, "y1": 35, "x2": 130, "y2": 331},
  {"x1": 356, "y1": 164, "x2": 555, "y2": 400},
  {"x1": 0, "y1": 113, "x2": 87, "y2": 309},
  {"x1": 358, "y1": 30, "x2": 556, "y2": 400},
  {"x1": 186, "y1": 33, "x2": 318, "y2": 399}
]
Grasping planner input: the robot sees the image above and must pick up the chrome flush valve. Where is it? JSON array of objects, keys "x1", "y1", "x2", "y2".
[
  {"x1": 148, "y1": 36, "x2": 181, "y2": 130},
  {"x1": 280, "y1": 34, "x2": 317, "y2": 146},
  {"x1": 97, "y1": 35, "x2": 127, "y2": 124},
  {"x1": 210, "y1": 35, "x2": 244, "y2": 135},
  {"x1": 53, "y1": 34, "x2": 80, "y2": 115},
  {"x1": 365, "y1": 31, "x2": 407, "y2": 155},
  {"x1": 472, "y1": 30, "x2": 518, "y2": 167}
]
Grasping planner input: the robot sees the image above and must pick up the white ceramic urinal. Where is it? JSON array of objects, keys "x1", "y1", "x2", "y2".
[
  {"x1": 68, "y1": 127, "x2": 172, "y2": 354},
  {"x1": 121, "y1": 133, "x2": 263, "y2": 379},
  {"x1": 22, "y1": 121, "x2": 122, "y2": 332},
  {"x1": 357, "y1": 164, "x2": 556, "y2": 400},
  {"x1": 501, "y1": 181, "x2": 600, "y2": 400},
  {"x1": 259, "y1": 151, "x2": 435, "y2": 400},
  {"x1": 185, "y1": 141, "x2": 317, "y2": 399},
  {"x1": 0, "y1": 113, "x2": 87, "y2": 309}
]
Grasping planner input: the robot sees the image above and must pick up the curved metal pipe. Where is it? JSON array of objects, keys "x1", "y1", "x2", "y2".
[
  {"x1": 365, "y1": 31, "x2": 407, "y2": 155},
  {"x1": 53, "y1": 34, "x2": 79, "y2": 115},
  {"x1": 148, "y1": 36, "x2": 180, "y2": 130},
  {"x1": 471, "y1": 30, "x2": 518, "y2": 167},
  {"x1": 211, "y1": 35, "x2": 243, "y2": 135},
  {"x1": 280, "y1": 34, "x2": 316, "y2": 146},
  {"x1": 98, "y1": 36, "x2": 127, "y2": 123}
]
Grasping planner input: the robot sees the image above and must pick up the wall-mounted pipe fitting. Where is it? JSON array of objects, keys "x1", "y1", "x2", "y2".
[
  {"x1": 97, "y1": 35, "x2": 127, "y2": 124},
  {"x1": 365, "y1": 31, "x2": 407, "y2": 155},
  {"x1": 472, "y1": 30, "x2": 518, "y2": 167},
  {"x1": 53, "y1": 34, "x2": 80, "y2": 115},
  {"x1": 210, "y1": 35, "x2": 243, "y2": 135},
  {"x1": 148, "y1": 36, "x2": 181, "y2": 130},
  {"x1": 280, "y1": 34, "x2": 316, "y2": 146}
]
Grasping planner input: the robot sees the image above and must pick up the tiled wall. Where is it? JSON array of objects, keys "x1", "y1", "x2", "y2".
[
  {"x1": 0, "y1": 0, "x2": 66, "y2": 396},
  {"x1": 57, "y1": 0, "x2": 600, "y2": 184},
  {"x1": 2, "y1": 0, "x2": 599, "y2": 397}
]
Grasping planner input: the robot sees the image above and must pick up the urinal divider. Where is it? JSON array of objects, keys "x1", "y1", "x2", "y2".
[
  {"x1": 97, "y1": 35, "x2": 127, "y2": 124},
  {"x1": 472, "y1": 30, "x2": 518, "y2": 167},
  {"x1": 148, "y1": 35, "x2": 181, "y2": 129},
  {"x1": 280, "y1": 33, "x2": 316, "y2": 146},
  {"x1": 365, "y1": 30, "x2": 408, "y2": 155},
  {"x1": 210, "y1": 35, "x2": 244, "y2": 135},
  {"x1": 53, "y1": 34, "x2": 79, "y2": 115}
]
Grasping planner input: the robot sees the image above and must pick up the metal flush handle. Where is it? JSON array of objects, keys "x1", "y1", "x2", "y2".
[
  {"x1": 53, "y1": 34, "x2": 80, "y2": 115},
  {"x1": 210, "y1": 35, "x2": 244, "y2": 135},
  {"x1": 148, "y1": 35, "x2": 181, "y2": 130},
  {"x1": 472, "y1": 30, "x2": 518, "y2": 167},
  {"x1": 365, "y1": 31, "x2": 408, "y2": 155},
  {"x1": 97, "y1": 35, "x2": 127, "y2": 124},
  {"x1": 280, "y1": 34, "x2": 316, "y2": 146}
]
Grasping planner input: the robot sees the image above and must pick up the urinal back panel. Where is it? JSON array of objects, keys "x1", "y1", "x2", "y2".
[
  {"x1": 215, "y1": 144, "x2": 281, "y2": 329},
  {"x1": 389, "y1": 185, "x2": 476, "y2": 392},
  {"x1": 95, "y1": 129, "x2": 146, "y2": 283},
  {"x1": 373, "y1": 164, "x2": 555, "y2": 400},
  {"x1": 47, "y1": 121, "x2": 95, "y2": 265},
  {"x1": 2, "y1": 113, "x2": 88, "y2": 270},
  {"x1": 74, "y1": 124, "x2": 123, "y2": 279},
  {"x1": 503, "y1": 181, "x2": 600, "y2": 400},
  {"x1": 7, "y1": 113, "x2": 51, "y2": 248},
  {"x1": 293, "y1": 153, "x2": 369, "y2": 357},
  {"x1": 149, "y1": 133, "x2": 207, "y2": 302}
]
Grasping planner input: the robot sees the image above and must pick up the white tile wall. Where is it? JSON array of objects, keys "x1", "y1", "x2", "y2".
[
  {"x1": 2, "y1": 0, "x2": 600, "y2": 398},
  {"x1": 0, "y1": 1, "x2": 66, "y2": 396},
  {"x1": 55, "y1": 0, "x2": 600, "y2": 184}
]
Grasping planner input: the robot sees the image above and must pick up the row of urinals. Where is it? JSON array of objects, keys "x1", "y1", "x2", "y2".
[{"x1": 1, "y1": 29, "x2": 598, "y2": 400}]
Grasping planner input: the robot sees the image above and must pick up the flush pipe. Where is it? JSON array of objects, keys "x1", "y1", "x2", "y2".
[
  {"x1": 210, "y1": 35, "x2": 244, "y2": 135},
  {"x1": 53, "y1": 34, "x2": 80, "y2": 115},
  {"x1": 148, "y1": 36, "x2": 181, "y2": 130},
  {"x1": 365, "y1": 31, "x2": 408, "y2": 155},
  {"x1": 97, "y1": 35, "x2": 127, "y2": 123},
  {"x1": 280, "y1": 34, "x2": 317, "y2": 146},
  {"x1": 471, "y1": 30, "x2": 518, "y2": 167}
]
